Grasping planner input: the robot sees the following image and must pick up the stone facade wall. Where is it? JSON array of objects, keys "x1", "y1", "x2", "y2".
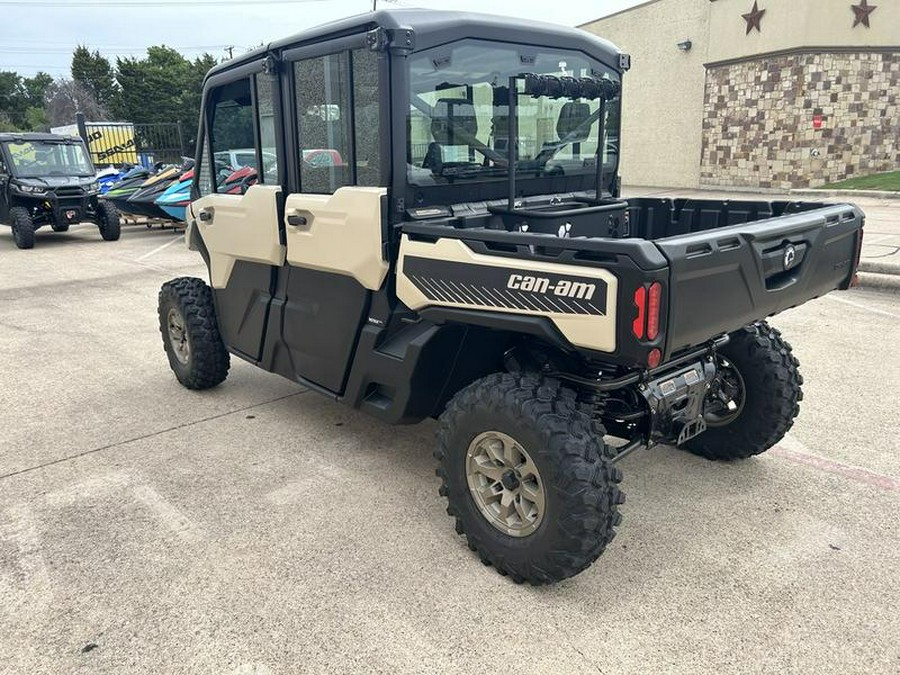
[{"x1": 701, "y1": 52, "x2": 899, "y2": 189}]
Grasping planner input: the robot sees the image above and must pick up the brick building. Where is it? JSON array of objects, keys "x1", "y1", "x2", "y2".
[{"x1": 580, "y1": 0, "x2": 899, "y2": 189}]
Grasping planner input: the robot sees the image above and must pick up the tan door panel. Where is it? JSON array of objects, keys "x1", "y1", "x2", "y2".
[
  {"x1": 189, "y1": 185, "x2": 286, "y2": 288},
  {"x1": 283, "y1": 186, "x2": 388, "y2": 291},
  {"x1": 397, "y1": 235, "x2": 619, "y2": 353}
]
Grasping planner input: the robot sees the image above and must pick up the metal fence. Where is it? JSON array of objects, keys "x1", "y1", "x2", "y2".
[{"x1": 76, "y1": 112, "x2": 187, "y2": 168}]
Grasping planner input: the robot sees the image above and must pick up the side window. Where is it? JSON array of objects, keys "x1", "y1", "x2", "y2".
[
  {"x1": 352, "y1": 49, "x2": 381, "y2": 187},
  {"x1": 197, "y1": 133, "x2": 213, "y2": 196},
  {"x1": 209, "y1": 78, "x2": 256, "y2": 193},
  {"x1": 255, "y1": 73, "x2": 279, "y2": 183},
  {"x1": 294, "y1": 53, "x2": 352, "y2": 193}
]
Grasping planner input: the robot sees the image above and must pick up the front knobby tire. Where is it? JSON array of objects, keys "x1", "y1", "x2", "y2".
[
  {"x1": 10, "y1": 207, "x2": 35, "y2": 249},
  {"x1": 436, "y1": 373, "x2": 625, "y2": 585},
  {"x1": 158, "y1": 277, "x2": 230, "y2": 390},
  {"x1": 684, "y1": 322, "x2": 803, "y2": 461},
  {"x1": 96, "y1": 200, "x2": 121, "y2": 241}
]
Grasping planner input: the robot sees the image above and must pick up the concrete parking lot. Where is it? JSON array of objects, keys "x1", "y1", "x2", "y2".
[{"x1": 1, "y1": 205, "x2": 898, "y2": 675}]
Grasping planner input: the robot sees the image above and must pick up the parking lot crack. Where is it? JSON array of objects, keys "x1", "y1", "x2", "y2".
[{"x1": 0, "y1": 391, "x2": 307, "y2": 482}]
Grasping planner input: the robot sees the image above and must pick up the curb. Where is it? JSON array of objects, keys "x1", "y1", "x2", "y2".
[
  {"x1": 859, "y1": 260, "x2": 900, "y2": 276},
  {"x1": 857, "y1": 271, "x2": 900, "y2": 293},
  {"x1": 790, "y1": 188, "x2": 900, "y2": 201}
]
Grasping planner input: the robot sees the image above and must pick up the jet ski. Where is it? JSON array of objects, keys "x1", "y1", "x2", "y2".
[
  {"x1": 96, "y1": 165, "x2": 129, "y2": 194},
  {"x1": 220, "y1": 165, "x2": 258, "y2": 195},
  {"x1": 102, "y1": 165, "x2": 155, "y2": 213},
  {"x1": 154, "y1": 168, "x2": 194, "y2": 222},
  {"x1": 124, "y1": 164, "x2": 184, "y2": 219}
]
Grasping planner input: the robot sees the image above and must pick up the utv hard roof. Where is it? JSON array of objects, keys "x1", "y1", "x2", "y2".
[
  {"x1": 206, "y1": 8, "x2": 623, "y2": 80},
  {"x1": 0, "y1": 132, "x2": 83, "y2": 144}
]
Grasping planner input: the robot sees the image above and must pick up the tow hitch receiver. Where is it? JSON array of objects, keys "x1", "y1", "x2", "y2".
[{"x1": 640, "y1": 360, "x2": 716, "y2": 446}]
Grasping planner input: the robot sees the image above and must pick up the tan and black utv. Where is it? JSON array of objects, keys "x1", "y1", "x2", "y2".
[{"x1": 158, "y1": 9, "x2": 864, "y2": 584}]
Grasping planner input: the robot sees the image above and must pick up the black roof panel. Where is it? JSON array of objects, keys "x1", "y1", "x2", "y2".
[
  {"x1": 0, "y1": 132, "x2": 84, "y2": 143},
  {"x1": 206, "y1": 8, "x2": 622, "y2": 80}
]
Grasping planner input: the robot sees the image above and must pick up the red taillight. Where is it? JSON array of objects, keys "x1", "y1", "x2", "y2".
[
  {"x1": 647, "y1": 282, "x2": 662, "y2": 340},
  {"x1": 648, "y1": 348, "x2": 661, "y2": 369},
  {"x1": 632, "y1": 286, "x2": 646, "y2": 339}
]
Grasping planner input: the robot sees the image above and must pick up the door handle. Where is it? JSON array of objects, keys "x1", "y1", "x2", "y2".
[
  {"x1": 198, "y1": 209, "x2": 213, "y2": 222},
  {"x1": 286, "y1": 209, "x2": 310, "y2": 227}
]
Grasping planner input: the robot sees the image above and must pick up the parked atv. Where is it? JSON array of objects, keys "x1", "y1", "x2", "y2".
[
  {"x1": 158, "y1": 9, "x2": 865, "y2": 584},
  {"x1": 0, "y1": 133, "x2": 120, "y2": 249}
]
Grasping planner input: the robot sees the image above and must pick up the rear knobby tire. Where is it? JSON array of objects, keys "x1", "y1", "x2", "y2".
[
  {"x1": 158, "y1": 277, "x2": 230, "y2": 390},
  {"x1": 10, "y1": 207, "x2": 35, "y2": 249},
  {"x1": 96, "y1": 200, "x2": 121, "y2": 241},
  {"x1": 436, "y1": 373, "x2": 625, "y2": 585},
  {"x1": 683, "y1": 321, "x2": 803, "y2": 460}
]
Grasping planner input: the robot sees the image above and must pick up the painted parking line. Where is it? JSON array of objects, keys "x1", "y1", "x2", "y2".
[
  {"x1": 825, "y1": 294, "x2": 900, "y2": 319},
  {"x1": 132, "y1": 485, "x2": 203, "y2": 543},
  {"x1": 773, "y1": 434, "x2": 900, "y2": 493},
  {"x1": 135, "y1": 234, "x2": 185, "y2": 261}
]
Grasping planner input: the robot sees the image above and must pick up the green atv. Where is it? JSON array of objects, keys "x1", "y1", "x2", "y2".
[{"x1": 0, "y1": 132, "x2": 121, "y2": 249}]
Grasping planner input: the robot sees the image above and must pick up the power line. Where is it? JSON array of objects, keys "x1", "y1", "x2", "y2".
[
  {"x1": 0, "y1": 64, "x2": 71, "y2": 70},
  {"x1": 0, "y1": 0, "x2": 335, "y2": 6}
]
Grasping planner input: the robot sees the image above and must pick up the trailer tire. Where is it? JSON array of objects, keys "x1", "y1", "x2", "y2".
[
  {"x1": 435, "y1": 373, "x2": 624, "y2": 584},
  {"x1": 96, "y1": 201, "x2": 121, "y2": 241},
  {"x1": 683, "y1": 322, "x2": 802, "y2": 460},
  {"x1": 10, "y1": 207, "x2": 35, "y2": 249},
  {"x1": 158, "y1": 277, "x2": 230, "y2": 390}
]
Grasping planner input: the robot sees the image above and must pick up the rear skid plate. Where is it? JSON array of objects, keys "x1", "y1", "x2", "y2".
[{"x1": 640, "y1": 359, "x2": 716, "y2": 447}]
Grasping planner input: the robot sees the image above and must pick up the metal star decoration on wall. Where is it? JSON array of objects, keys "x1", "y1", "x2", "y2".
[
  {"x1": 742, "y1": 1, "x2": 766, "y2": 34},
  {"x1": 851, "y1": 0, "x2": 877, "y2": 28}
]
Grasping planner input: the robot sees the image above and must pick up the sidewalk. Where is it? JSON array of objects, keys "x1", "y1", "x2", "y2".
[{"x1": 624, "y1": 186, "x2": 900, "y2": 293}]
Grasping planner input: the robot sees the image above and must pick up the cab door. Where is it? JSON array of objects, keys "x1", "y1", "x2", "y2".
[
  {"x1": 191, "y1": 70, "x2": 286, "y2": 362},
  {"x1": 278, "y1": 41, "x2": 388, "y2": 393}
]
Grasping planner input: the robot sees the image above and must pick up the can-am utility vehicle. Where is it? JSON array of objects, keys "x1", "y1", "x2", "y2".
[
  {"x1": 158, "y1": 10, "x2": 865, "y2": 584},
  {"x1": 0, "y1": 133, "x2": 120, "y2": 249}
]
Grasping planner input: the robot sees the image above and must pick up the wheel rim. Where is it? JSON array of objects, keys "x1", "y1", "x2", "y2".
[
  {"x1": 704, "y1": 357, "x2": 746, "y2": 427},
  {"x1": 166, "y1": 308, "x2": 191, "y2": 365},
  {"x1": 465, "y1": 431, "x2": 545, "y2": 537}
]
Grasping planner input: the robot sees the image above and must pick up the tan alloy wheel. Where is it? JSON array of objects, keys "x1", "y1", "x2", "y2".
[
  {"x1": 465, "y1": 431, "x2": 546, "y2": 537},
  {"x1": 167, "y1": 308, "x2": 191, "y2": 365}
]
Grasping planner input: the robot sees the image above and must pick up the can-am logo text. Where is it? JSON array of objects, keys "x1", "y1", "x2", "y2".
[{"x1": 507, "y1": 274, "x2": 596, "y2": 300}]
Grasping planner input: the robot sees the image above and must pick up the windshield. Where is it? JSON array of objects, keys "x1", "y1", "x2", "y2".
[
  {"x1": 407, "y1": 40, "x2": 620, "y2": 187},
  {"x1": 4, "y1": 140, "x2": 94, "y2": 178}
]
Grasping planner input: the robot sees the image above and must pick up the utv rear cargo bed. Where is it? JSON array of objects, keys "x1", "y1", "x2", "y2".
[{"x1": 400, "y1": 197, "x2": 864, "y2": 362}]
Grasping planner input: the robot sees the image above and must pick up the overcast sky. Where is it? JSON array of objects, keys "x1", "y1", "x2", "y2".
[{"x1": 2, "y1": 0, "x2": 644, "y2": 78}]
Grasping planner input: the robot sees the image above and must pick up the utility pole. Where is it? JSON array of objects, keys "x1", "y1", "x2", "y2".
[{"x1": 225, "y1": 46, "x2": 234, "y2": 59}]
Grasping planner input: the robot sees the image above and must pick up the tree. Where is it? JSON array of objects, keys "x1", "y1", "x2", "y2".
[
  {"x1": 71, "y1": 46, "x2": 117, "y2": 109},
  {"x1": 114, "y1": 46, "x2": 191, "y2": 125},
  {"x1": 0, "y1": 70, "x2": 52, "y2": 131},
  {"x1": 0, "y1": 71, "x2": 24, "y2": 129},
  {"x1": 112, "y1": 47, "x2": 216, "y2": 152},
  {"x1": 45, "y1": 79, "x2": 107, "y2": 128},
  {"x1": 181, "y1": 54, "x2": 217, "y2": 146}
]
